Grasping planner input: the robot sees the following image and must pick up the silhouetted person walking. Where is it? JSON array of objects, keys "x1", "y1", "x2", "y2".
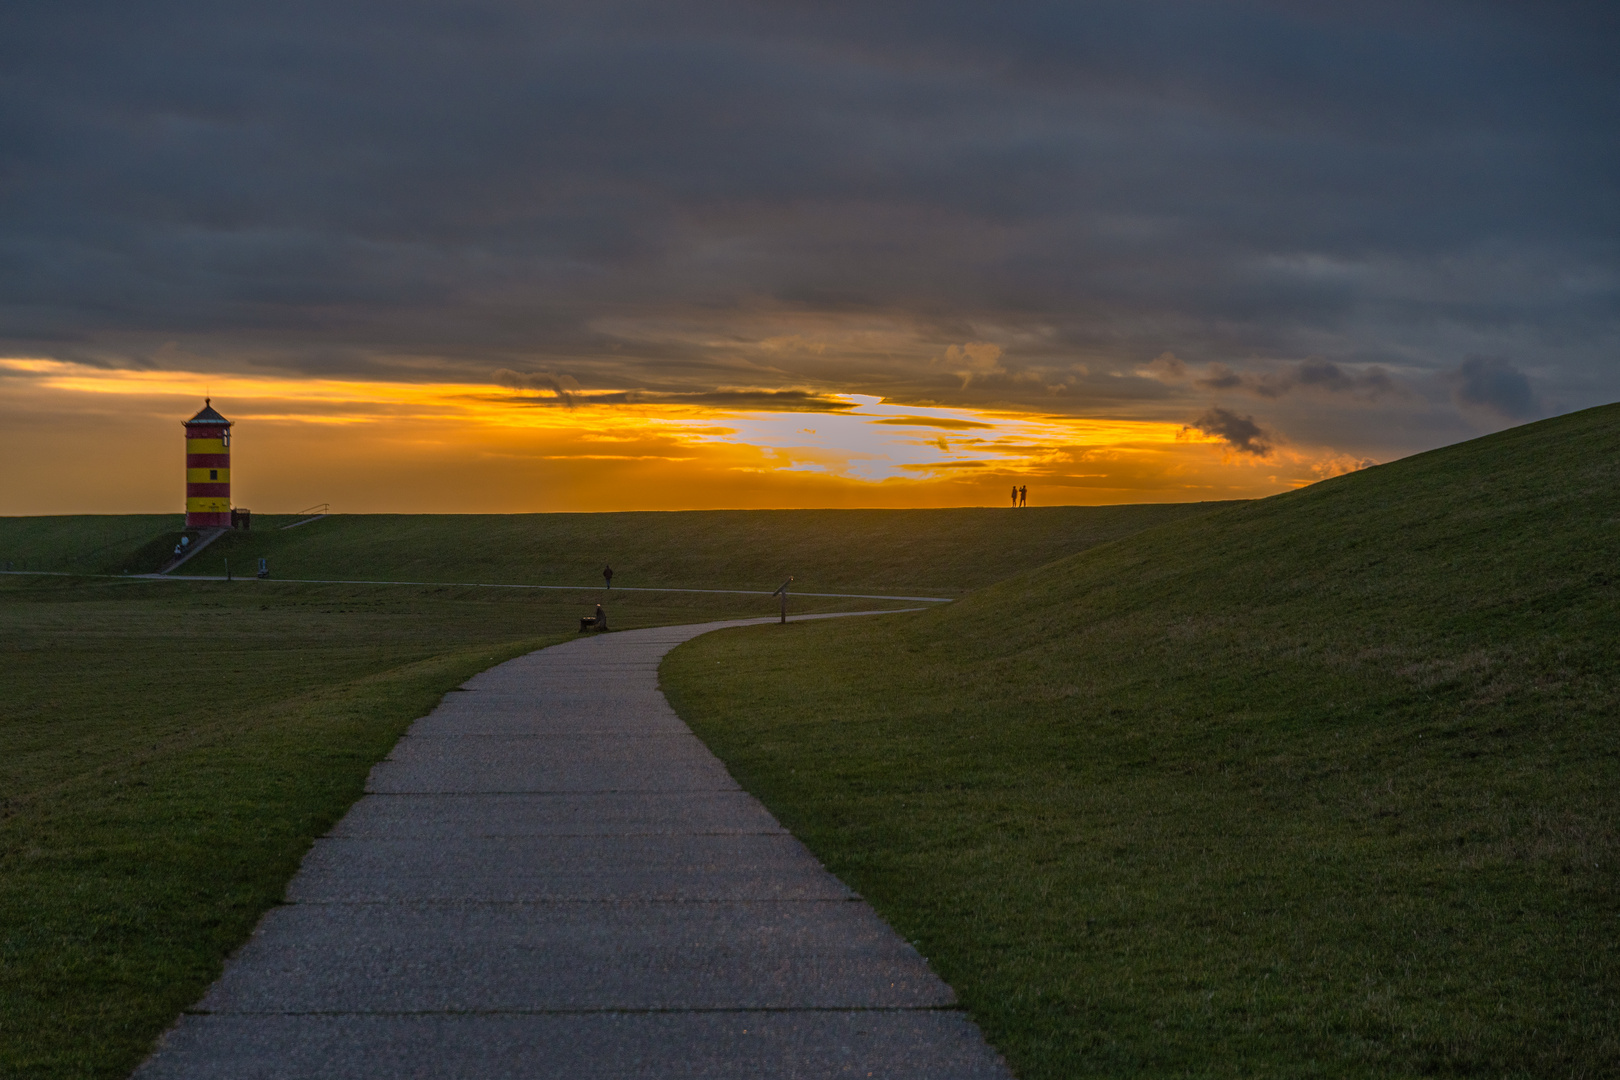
[
  {"x1": 1019, "y1": 485, "x2": 1027, "y2": 507},
  {"x1": 1010, "y1": 485, "x2": 1018, "y2": 507},
  {"x1": 603, "y1": 564, "x2": 613, "y2": 589}
]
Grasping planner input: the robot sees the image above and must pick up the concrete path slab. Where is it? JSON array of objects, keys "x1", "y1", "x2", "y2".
[
  {"x1": 367, "y1": 736, "x2": 741, "y2": 793},
  {"x1": 196, "y1": 901, "x2": 953, "y2": 1012},
  {"x1": 143, "y1": 1013, "x2": 1004, "y2": 1079},
  {"x1": 135, "y1": 616, "x2": 1012, "y2": 1079},
  {"x1": 331, "y1": 792, "x2": 788, "y2": 838},
  {"x1": 286, "y1": 834, "x2": 859, "y2": 902}
]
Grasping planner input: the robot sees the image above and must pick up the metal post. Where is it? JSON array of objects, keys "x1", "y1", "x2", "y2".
[
  {"x1": 225, "y1": 558, "x2": 230, "y2": 582},
  {"x1": 773, "y1": 576, "x2": 794, "y2": 624}
]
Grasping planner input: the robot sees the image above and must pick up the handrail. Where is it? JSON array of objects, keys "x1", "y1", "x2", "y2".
[{"x1": 281, "y1": 503, "x2": 332, "y2": 530}]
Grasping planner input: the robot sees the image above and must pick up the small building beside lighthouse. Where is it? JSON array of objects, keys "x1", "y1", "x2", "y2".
[{"x1": 183, "y1": 399, "x2": 233, "y2": 528}]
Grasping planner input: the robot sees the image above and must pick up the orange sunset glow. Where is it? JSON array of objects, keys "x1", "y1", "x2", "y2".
[{"x1": 0, "y1": 358, "x2": 1367, "y2": 514}]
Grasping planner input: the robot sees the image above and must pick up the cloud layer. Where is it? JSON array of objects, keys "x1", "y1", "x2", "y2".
[
  {"x1": 1184, "y1": 407, "x2": 1274, "y2": 457},
  {"x1": 1, "y1": 0, "x2": 1615, "y2": 470}
]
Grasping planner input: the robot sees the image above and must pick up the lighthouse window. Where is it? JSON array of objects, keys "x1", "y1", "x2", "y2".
[
  {"x1": 222, "y1": 431, "x2": 230, "y2": 447},
  {"x1": 209, "y1": 469, "x2": 218, "y2": 480}
]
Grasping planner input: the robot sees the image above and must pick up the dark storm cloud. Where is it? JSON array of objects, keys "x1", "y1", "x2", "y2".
[
  {"x1": 1447, "y1": 357, "x2": 1541, "y2": 421},
  {"x1": 486, "y1": 379, "x2": 856, "y2": 413},
  {"x1": 1185, "y1": 407, "x2": 1274, "y2": 456},
  {"x1": 494, "y1": 369, "x2": 582, "y2": 407},
  {"x1": 0, "y1": 0, "x2": 1615, "y2": 452},
  {"x1": 1149, "y1": 353, "x2": 1402, "y2": 400}
]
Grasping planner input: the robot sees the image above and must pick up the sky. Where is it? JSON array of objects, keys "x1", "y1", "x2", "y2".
[{"x1": 2, "y1": 1, "x2": 1615, "y2": 513}]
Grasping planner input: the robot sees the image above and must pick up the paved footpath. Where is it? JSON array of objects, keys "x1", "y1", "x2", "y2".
[{"x1": 136, "y1": 617, "x2": 1012, "y2": 1079}]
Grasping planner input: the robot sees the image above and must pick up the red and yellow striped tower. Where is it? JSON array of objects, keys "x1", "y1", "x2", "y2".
[{"x1": 183, "y1": 399, "x2": 233, "y2": 528}]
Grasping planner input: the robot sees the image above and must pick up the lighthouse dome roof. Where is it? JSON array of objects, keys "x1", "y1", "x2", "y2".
[{"x1": 186, "y1": 400, "x2": 230, "y2": 424}]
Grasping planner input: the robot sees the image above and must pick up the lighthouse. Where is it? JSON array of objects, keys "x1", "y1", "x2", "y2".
[{"x1": 183, "y1": 399, "x2": 233, "y2": 528}]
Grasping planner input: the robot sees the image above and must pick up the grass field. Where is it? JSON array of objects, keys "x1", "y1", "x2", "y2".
[
  {"x1": 663, "y1": 404, "x2": 1620, "y2": 1078},
  {"x1": 0, "y1": 504, "x2": 1208, "y2": 1079},
  {"x1": 0, "y1": 503, "x2": 1221, "y2": 594}
]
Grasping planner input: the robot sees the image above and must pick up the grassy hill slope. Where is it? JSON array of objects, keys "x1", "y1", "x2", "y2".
[
  {"x1": 0, "y1": 505, "x2": 1223, "y2": 594},
  {"x1": 663, "y1": 404, "x2": 1620, "y2": 1078},
  {"x1": 0, "y1": 515, "x2": 178, "y2": 575}
]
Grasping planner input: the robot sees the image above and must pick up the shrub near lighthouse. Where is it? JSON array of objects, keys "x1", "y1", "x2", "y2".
[{"x1": 183, "y1": 400, "x2": 232, "y2": 528}]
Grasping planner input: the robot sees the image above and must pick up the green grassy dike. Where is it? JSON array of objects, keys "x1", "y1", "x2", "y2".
[
  {"x1": 0, "y1": 503, "x2": 1219, "y2": 594},
  {"x1": 662, "y1": 404, "x2": 1620, "y2": 1079}
]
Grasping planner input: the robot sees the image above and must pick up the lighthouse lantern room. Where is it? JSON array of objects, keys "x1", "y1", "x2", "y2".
[{"x1": 184, "y1": 399, "x2": 233, "y2": 528}]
